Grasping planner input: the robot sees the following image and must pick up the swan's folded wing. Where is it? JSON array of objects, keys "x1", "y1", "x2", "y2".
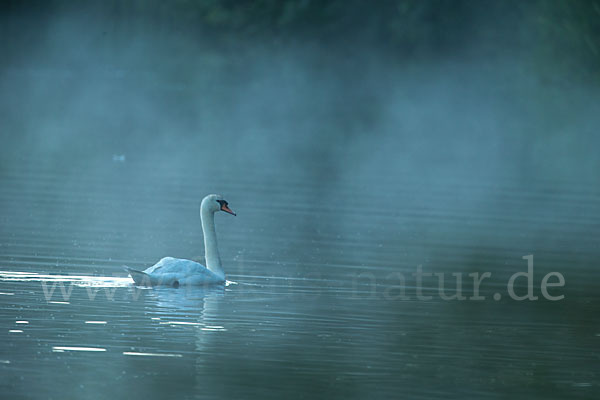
[
  {"x1": 143, "y1": 257, "x2": 180, "y2": 274},
  {"x1": 127, "y1": 258, "x2": 221, "y2": 286},
  {"x1": 146, "y1": 257, "x2": 206, "y2": 274},
  {"x1": 124, "y1": 266, "x2": 154, "y2": 286}
]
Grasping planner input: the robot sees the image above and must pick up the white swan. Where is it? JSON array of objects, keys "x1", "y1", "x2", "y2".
[{"x1": 125, "y1": 194, "x2": 236, "y2": 287}]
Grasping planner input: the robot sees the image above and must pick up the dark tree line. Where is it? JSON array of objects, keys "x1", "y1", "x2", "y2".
[{"x1": 1, "y1": 0, "x2": 599, "y2": 81}]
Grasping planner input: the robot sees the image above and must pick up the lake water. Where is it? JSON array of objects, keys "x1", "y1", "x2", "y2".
[{"x1": 1, "y1": 150, "x2": 599, "y2": 399}]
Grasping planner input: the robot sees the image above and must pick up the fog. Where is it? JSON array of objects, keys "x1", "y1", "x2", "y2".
[
  {"x1": 3, "y1": 2, "x2": 598, "y2": 183},
  {"x1": 3, "y1": 2, "x2": 598, "y2": 276},
  {"x1": 1, "y1": 2, "x2": 599, "y2": 398}
]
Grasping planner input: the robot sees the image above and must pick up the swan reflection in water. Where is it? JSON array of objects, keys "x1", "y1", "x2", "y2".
[
  {"x1": 133, "y1": 282, "x2": 228, "y2": 333},
  {"x1": 138, "y1": 283, "x2": 227, "y2": 317}
]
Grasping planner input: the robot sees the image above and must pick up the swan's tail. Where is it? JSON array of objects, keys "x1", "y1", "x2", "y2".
[{"x1": 124, "y1": 266, "x2": 153, "y2": 286}]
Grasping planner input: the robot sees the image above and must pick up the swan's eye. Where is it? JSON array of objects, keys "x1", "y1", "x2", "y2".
[{"x1": 216, "y1": 199, "x2": 236, "y2": 215}]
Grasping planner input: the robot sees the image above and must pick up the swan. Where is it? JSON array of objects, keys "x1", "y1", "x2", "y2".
[{"x1": 125, "y1": 194, "x2": 236, "y2": 287}]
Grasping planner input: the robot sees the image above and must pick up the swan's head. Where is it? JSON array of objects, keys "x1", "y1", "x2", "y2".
[{"x1": 201, "y1": 194, "x2": 236, "y2": 216}]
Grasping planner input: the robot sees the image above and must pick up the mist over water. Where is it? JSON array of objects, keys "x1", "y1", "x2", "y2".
[{"x1": 1, "y1": 2, "x2": 599, "y2": 399}]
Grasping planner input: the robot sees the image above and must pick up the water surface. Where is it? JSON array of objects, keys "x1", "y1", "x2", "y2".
[{"x1": 1, "y1": 161, "x2": 598, "y2": 399}]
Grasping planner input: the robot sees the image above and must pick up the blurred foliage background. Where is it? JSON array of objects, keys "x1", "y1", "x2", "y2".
[
  {"x1": 1, "y1": 0, "x2": 600, "y2": 82},
  {"x1": 1, "y1": 0, "x2": 599, "y2": 181}
]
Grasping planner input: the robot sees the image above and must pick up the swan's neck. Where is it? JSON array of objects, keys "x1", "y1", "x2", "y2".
[{"x1": 201, "y1": 208, "x2": 225, "y2": 279}]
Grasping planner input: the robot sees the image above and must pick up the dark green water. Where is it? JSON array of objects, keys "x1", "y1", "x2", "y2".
[{"x1": 0, "y1": 159, "x2": 598, "y2": 399}]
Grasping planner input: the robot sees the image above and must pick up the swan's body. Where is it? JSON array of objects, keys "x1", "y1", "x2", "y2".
[{"x1": 125, "y1": 194, "x2": 235, "y2": 287}]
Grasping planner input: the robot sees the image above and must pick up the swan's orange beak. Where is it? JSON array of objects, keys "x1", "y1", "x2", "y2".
[{"x1": 221, "y1": 204, "x2": 236, "y2": 216}]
